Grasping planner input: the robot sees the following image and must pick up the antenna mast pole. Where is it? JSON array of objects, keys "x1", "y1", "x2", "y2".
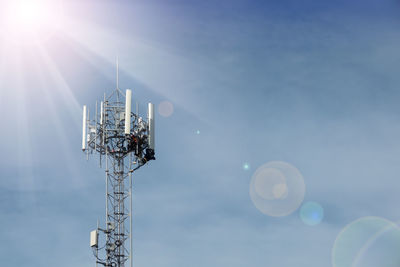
[{"x1": 116, "y1": 57, "x2": 119, "y2": 90}]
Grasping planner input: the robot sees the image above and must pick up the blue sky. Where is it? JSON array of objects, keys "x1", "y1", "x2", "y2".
[{"x1": 1, "y1": 0, "x2": 400, "y2": 266}]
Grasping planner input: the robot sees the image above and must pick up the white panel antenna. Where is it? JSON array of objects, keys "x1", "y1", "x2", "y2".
[
  {"x1": 82, "y1": 105, "x2": 87, "y2": 151},
  {"x1": 90, "y1": 230, "x2": 98, "y2": 247},
  {"x1": 125, "y1": 89, "x2": 132, "y2": 134},
  {"x1": 148, "y1": 103, "x2": 155, "y2": 150}
]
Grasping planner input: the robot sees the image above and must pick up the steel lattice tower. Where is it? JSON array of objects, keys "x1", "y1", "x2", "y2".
[{"x1": 82, "y1": 66, "x2": 155, "y2": 267}]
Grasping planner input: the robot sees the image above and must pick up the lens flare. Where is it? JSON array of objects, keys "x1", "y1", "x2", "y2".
[
  {"x1": 158, "y1": 100, "x2": 174, "y2": 117},
  {"x1": 243, "y1": 162, "x2": 250, "y2": 171},
  {"x1": 249, "y1": 161, "x2": 305, "y2": 217},
  {"x1": 299, "y1": 201, "x2": 323, "y2": 226},
  {"x1": 254, "y1": 167, "x2": 286, "y2": 200},
  {"x1": 332, "y1": 216, "x2": 400, "y2": 267}
]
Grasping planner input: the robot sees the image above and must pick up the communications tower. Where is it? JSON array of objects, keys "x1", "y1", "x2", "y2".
[{"x1": 81, "y1": 65, "x2": 155, "y2": 267}]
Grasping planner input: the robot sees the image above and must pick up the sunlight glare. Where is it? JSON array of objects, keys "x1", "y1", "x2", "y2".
[{"x1": 1, "y1": 0, "x2": 64, "y2": 44}]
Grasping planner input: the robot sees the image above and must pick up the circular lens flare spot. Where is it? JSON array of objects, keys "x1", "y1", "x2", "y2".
[
  {"x1": 254, "y1": 168, "x2": 286, "y2": 200},
  {"x1": 273, "y1": 183, "x2": 288, "y2": 199},
  {"x1": 249, "y1": 161, "x2": 305, "y2": 217},
  {"x1": 300, "y1": 201, "x2": 323, "y2": 226},
  {"x1": 158, "y1": 101, "x2": 174, "y2": 117},
  {"x1": 332, "y1": 216, "x2": 400, "y2": 267},
  {"x1": 196, "y1": 130, "x2": 200, "y2": 135},
  {"x1": 243, "y1": 162, "x2": 250, "y2": 171}
]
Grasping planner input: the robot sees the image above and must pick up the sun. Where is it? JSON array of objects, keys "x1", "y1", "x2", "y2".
[
  {"x1": 12, "y1": 1, "x2": 48, "y2": 29},
  {"x1": 1, "y1": 0, "x2": 64, "y2": 45}
]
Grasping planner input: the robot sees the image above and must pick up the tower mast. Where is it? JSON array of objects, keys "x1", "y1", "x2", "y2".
[{"x1": 83, "y1": 63, "x2": 156, "y2": 267}]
